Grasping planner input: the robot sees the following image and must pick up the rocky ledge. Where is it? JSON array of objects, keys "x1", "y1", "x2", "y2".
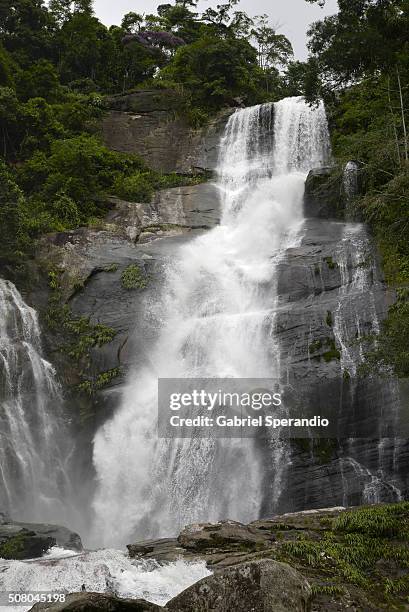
[
  {"x1": 0, "y1": 513, "x2": 82, "y2": 560},
  {"x1": 27, "y1": 503, "x2": 409, "y2": 611}
]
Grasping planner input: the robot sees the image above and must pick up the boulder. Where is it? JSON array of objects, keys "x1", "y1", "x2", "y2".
[
  {"x1": 177, "y1": 520, "x2": 272, "y2": 551},
  {"x1": 167, "y1": 559, "x2": 312, "y2": 612},
  {"x1": 30, "y1": 592, "x2": 163, "y2": 611},
  {"x1": 0, "y1": 526, "x2": 55, "y2": 560},
  {"x1": 304, "y1": 167, "x2": 344, "y2": 219},
  {"x1": 0, "y1": 518, "x2": 82, "y2": 559}
]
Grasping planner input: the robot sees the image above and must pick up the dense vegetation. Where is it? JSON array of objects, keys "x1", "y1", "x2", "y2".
[
  {"x1": 270, "y1": 502, "x2": 409, "y2": 609},
  {"x1": 1, "y1": 0, "x2": 408, "y2": 378},
  {"x1": 0, "y1": 0, "x2": 296, "y2": 269},
  {"x1": 304, "y1": 0, "x2": 409, "y2": 377}
]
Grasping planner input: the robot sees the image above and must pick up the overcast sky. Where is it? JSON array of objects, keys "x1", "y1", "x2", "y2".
[{"x1": 92, "y1": 0, "x2": 338, "y2": 60}]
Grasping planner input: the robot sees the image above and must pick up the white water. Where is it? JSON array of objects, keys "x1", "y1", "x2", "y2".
[
  {"x1": 0, "y1": 549, "x2": 210, "y2": 612},
  {"x1": 333, "y1": 226, "x2": 402, "y2": 504},
  {"x1": 0, "y1": 280, "x2": 75, "y2": 525},
  {"x1": 92, "y1": 97, "x2": 330, "y2": 547}
]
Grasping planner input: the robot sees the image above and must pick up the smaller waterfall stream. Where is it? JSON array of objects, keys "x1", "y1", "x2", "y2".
[
  {"x1": 332, "y1": 223, "x2": 402, "y2": 505},
  {"x1": 0, "y1": 280, "x2": 74, "y2": 525}
]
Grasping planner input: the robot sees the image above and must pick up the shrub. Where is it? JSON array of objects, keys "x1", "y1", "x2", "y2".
[{"x1": 121, "y1": 264, "x2": 147, "y2": 290}]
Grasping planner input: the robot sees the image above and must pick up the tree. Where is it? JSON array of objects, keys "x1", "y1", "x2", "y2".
[
  {"x1": 252, "y1": 16, "x2": 293, "y2": 70},
  {"x1": 121, "y1": 12, "x2": 143, "y2": 33},
  {"x1": 0, "y1": 43, "x2": 14, "y2": 87},
  {"x1": 0, "y1": 160, "x2": 25, "y2": 263},
  {"x1": 49, "y1": 0, "x2": 72, "y2": 24},
  {"x1": 16, "y1": 59, "x2": 61, "y2": 101},
  {"x1": 0, "y1": 0, "x2": 54, "y2": 66},
  {"x1": 161, "y1": 35, "x2": 259, "y2": 108}
]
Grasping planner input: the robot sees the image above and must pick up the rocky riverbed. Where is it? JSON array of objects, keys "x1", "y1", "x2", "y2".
[{"x1": 1, "y1": 503, "x2": 406, "y2": 611}]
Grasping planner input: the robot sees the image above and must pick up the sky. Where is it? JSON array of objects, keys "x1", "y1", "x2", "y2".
[{"x1": 92, "y1": 0, "x2": 338, "y2": 60}]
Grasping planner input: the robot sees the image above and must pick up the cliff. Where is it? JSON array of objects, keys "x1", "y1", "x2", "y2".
[{"x1": 22, "y1": 91, "x2": 408, "y2": 520}]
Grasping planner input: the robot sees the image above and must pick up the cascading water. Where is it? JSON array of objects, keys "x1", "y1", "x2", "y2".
[
  {"x1": 92, "y1": 97, "x2": 330, "y2": 547},
  {"x1": 333, "y1": 227, "x2": 403, "y2": 504},
  {"x1": 0, "y1": 280, "x2": 74, "y2": 525}
]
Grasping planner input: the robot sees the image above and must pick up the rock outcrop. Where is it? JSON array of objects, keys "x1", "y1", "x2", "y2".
[
  {"x1": 0, "y1": 516, "x2": 82, "y2": 559},
  {"x1": 30, "y1": 593, "x2": 162, "y2": 611},
  {"x1": 271, "y1": 215, "x2": 409, "y2": 512},
  {"x1": 167, "y1": 559, "x2": 312, "y2": 612},
  {"x1": 101, "y1": 90, "x2": 232, "y2": 174},
  {"x1": 303, "y1": 167, "x2": 343, "y2": 219}
]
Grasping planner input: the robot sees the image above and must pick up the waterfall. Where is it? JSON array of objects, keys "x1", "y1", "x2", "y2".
[
  {"x1": 92, "y1": 97, "x2": 331, "y2": 547},
  {"x1": 332, "y1": 227, "x2": 402, "y2": 504},
  {"x1": 0, "y1": 280, "x2": 73, "y2": 525}
]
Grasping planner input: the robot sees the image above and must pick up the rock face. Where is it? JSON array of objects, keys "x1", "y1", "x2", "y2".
[
  {"x1": 148, "y1": 183, "x2": 221, "y2": 229},
  {"x1": 0, "y1": 517, "x2": 82, "y2": 559},
  {"x1": 304, "y1": 167, "x2": 344, "y2": 219},
  {"x1": 167, "y1": 559, "x2": 312, "y2": 612},
  {"x1": 28, "y1": 187, "x2": 221, "y2": 418},
  {"x1": 125, "y1": 504, "x2": 409, "y2": 611},
  {"x1": 271, "y1": 213, "x2": 409, "y2": 513},
  {"x1": 30, "y1": 593, "x2": 162, "y2": 611},
  {"x1": 101, "y1": 90, "x2": 232, "y2": 174}
]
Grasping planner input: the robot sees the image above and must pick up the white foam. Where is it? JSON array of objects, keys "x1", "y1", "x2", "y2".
[{"x1": 0, "y1": 549, "x2": 210, "y2": 612}]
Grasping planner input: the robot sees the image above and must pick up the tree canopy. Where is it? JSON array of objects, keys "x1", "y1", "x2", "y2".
[{"x1": 0, "y1": 0, "x2": 295, "y2": 266}]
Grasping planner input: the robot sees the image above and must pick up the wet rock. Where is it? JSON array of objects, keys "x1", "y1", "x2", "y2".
[
  {"x1": 30, "y1": 592, "x2": 163, "y2": 611},
  {"x1": 304, "y1": 167, "x2": 344, "y2": 219},
  {"x1": 147, "y1": 183, "x2": 221, "y2": 229},
  {"x1": 177, "y1": 519, "x2": 272, "y2": 551},
  {"x1": 166, "y1": 559, "x2": 312, "y2": 612},
  {"x1": 273, "y1": 218, "x2": 409, "y2": 512},
  {"x1": 0, "y1": 518, "x2": 82, "y2": 558},
  {"x1": 0, "y1": 526, "x2": 55, "y2": 560}
]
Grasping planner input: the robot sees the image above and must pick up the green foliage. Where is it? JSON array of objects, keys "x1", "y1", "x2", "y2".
[
  {"x1": 300, "y1": 1, "x2": 409, "y2": 375},
  {"x1": 114, "y1": 171, "x2": 155, "y2": 203},
  {"x1": 309, "y1": 337, "x2": 340, "y2": 362},
  {"x1": 0, "y1": 0, "x2": 294, "y2": 265},
  {"x1": 324, "y1": 256, "x2": 337, "y2": 270},
  {"x1": 0, "y1": 533, "x2": 30, "y2": 560},
  {"x1": 0, "y1": 160, "x2": 26, "y2": 264},
  {"x1": 160, "y1": 36, "x2": 261, "y2": 110},
  {"x1": 16, "y1": 59, "x2": 62, "y2": 102},
  {"x1": 78, "y1": 367, "x2": 121, "y2": 396},
  {"x1": 121, "y1": 264, "x2": 148, "y2": 290},
  {"x1": 0, "y1": 43, "x2": 14, "y2": 87},
  {"x1": 274, "y1": 502, "x2": 409, "y2": 604},
  {"x1": 333, "y1": 502, "x2": 409, "y2": 538},
  {"x1": 113, "y1": 169, "x2": 198, "y2": 203}
]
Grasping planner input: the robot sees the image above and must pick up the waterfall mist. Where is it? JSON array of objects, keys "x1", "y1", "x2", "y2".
[{"x1": 91, "y1": 97, "x2": 331, "y2": 547}]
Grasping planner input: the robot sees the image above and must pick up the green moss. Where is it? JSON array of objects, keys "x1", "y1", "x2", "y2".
[
  {"x1": 324, "y1": 256, "x2": 338, "y2": 270},
  {"x1": 0, "y1": 534, "x2": 27, "y2": 559},
  {"x1": 323, "y1": 337, "x2": 341, "y2": 362},
  {"x1": 121, "y1": 264, "x2": 147, "y2": 290},
  {"x1": 309, "y1": 339, "x2": 323, "y2": 354},
  {"x1": 45, "y1": 268, "x2": 117, "y2": 395},
  {"x1": 323, "y1": 348, "x2": 341, "y2": 362},
  {"x1": 104, "y1": 263, "x2": 118, "y2": 272}
]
